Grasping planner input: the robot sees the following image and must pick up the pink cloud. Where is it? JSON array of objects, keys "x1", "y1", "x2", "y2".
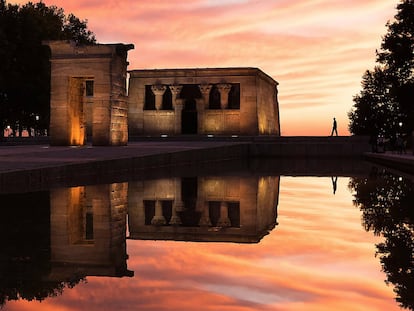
[{"x1": 7, "y1": 0, "x2": 397, "y2": 135}]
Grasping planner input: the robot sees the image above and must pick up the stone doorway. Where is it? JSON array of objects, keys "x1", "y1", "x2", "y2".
[
  {"x1": 179, "y1": 177, "x2": 200, "y2": 226},
  {"x1": 180, "y1": 85, "x2": 200, "y2": 135},
  {"x1": 68, "y1": 77, "x2": 85, "y2": 145},
  {"x1": 68, "y1": 77, "x2": 93, "y2": 145},
  {"x1": 181, "y1": 98, "x2": 198, "y2": 134}
]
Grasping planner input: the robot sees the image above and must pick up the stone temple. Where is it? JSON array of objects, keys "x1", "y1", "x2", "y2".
[
  {"x1": 45, "y1": 41, "x2": 280, "y2": 145},
  {"x1": 128, "y1": 68, "x2": 280, "y2": 136}
]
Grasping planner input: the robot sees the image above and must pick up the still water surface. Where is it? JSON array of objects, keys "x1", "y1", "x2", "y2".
[{"x1": 0, "y1": 161, "x2": 412, "y2": 311}]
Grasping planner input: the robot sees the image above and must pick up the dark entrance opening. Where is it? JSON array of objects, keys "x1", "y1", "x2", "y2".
[
  {"x1": 180, "y1": 85, "x2": 200, "y2": 134},
  {"x1": 182, "y1": 99, "x2": 198, "y2": 134},
  {"x1": 179, "y1": 177, "x2": 200, "y2": 226}
]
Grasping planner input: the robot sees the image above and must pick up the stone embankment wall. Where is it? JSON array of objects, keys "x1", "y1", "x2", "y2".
[{"x1": 249, "y1": 136, "x2": 371, "y2": 157}]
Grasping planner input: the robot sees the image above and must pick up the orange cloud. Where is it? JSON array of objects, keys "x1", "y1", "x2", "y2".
[{"x1": 6, "y1": 0, "x2": 397, "y2": 135}]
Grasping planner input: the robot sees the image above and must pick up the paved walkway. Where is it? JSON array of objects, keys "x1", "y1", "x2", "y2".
[
  {"x1": 0, "y1": 141, "x2": 238, "y2": 174},
  {"x1": 0, "y1": 141, "x2": 249, "y2": 193}
]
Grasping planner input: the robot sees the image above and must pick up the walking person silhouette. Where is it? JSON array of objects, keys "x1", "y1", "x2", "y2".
[
  {"x1": 331, "y1": 117, "x2": 338, "y2": 136},
  {"x1": 331, "y1": 176, "x2": 338, "y2": 194}
]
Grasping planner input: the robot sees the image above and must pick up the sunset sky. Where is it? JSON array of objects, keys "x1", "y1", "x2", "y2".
[{"x1": 10, "y1": 0, "x2": 399, "y2": 135}]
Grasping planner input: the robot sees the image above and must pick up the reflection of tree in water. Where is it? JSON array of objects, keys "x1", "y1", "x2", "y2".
[
  {"x1": 349, "y1": 167, "x2": 414, "y2": 310},
  {"x1": 0, "y1": 268, "x2": 85, "y2": 308},
  {"x1": 0, "y1": 191, "x2": 85, "y2": 308}
]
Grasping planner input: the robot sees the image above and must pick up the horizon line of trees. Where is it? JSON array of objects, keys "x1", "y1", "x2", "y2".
[
  {"x1": 349, "y1": 0, "x2": 414, "y2": 144},
  {"x1": 0, "y1": 0, "x2": 96, "y2": 137}
]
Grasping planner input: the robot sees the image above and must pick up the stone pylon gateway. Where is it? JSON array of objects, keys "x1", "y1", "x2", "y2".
[{"x1": 44, "y1": 41, "x2": 134, "y2": 146}]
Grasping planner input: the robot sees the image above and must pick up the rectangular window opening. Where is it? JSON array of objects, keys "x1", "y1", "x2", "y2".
[
  {"x1": 85, "y1": 80, "x2": 94, "y2": 97},
  {"x1": 85, "y1": 211, "x2": 94, "y2": 240},
  {"x1": 144, "y1": 85, "x2": 156, "y2": 110},
  {"x1": 228, "y1": 84, "x2": 240, "y2": 109}
]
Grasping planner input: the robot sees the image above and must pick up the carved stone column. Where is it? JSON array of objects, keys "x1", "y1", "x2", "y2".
[
  {"x1": 169, "y1": 206, "x2": 182, "y2": 226},
  {"x1": 217, "y1": 201, "x2": 231, "y2": 227},
  {"x1": 136, "y1": 198, "x2": 146, "y2": 226},
  {"x1": 173, "y1": 178, "x2": 184, "y2": 211},
  {"x1": 216, "y1": 83, "x2": 232, "y2": 109},
  {"x1": 174, "y1": 99, "x2": 184, "y2": 134},
  {"x1": 195, "y1": 99, "x2": 204, "y2": 134},
  {"x1": 151, "y1": 200, "x2": 166, "y2": 226},
  {"x1": 151, "y1": 85, "x2": 167, "y2": 110},
  {"x1": 198, "y1": 84, "x2": 212, "y2": 134},
  {"x1": 198, "y1": 201, "x2": 212, "y2": 227},
  {"x1": 169, "y1": 85, "x2": 183, "y2": 101},
  {"x1": 199, "y1": 84, "x2": 212, "y2": 109},
  {"x1": 172, "y1": 180, "x2": 184, "y2": 225}
]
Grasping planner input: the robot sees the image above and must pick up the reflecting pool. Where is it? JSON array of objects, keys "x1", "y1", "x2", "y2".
[{"x1": 0, "y1": 159, "x2": 412, "y2": 311}]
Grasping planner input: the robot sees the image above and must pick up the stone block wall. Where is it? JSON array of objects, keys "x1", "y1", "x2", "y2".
[
  {"x1": 108, "y1": 49, "x2": 130, "y2": 145},
  {"x1": 238, "y1": 75, "x2": 258, "y2": 135},
  {"x1": 143, "y1": 111, "x2": 176, "y2": 134},
  {"x1": 204, "y1": 110, "x2": 241, "y2": 134},
  {"x1": 256, "y1": 176, "x2": 280, "y2": 232},
  {"x1": 257, "y1": 71, "x2": 280, "y2": 135}
]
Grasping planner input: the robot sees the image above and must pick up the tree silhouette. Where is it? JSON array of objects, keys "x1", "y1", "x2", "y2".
[
  {"x1": 349, "y1": 0, "x2": 414, "y2": 140},
  {"x1": 349, "y1": 68, "x2": 399, "y2": 139},
  {"x1": 0, "y1": 1, "x2": 96, "y2": 137},
  {"x1": 0, "y1": 190, "x2": 86, "y2": 308},
  {"x1": 349, "y1": 168, "x2": 414, "y2": 309}
]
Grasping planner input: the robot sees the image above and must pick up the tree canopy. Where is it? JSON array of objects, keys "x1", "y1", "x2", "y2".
[
  {"x1": 0, "y1": 0, "x2": 96, "y2": 136},
  {"x1": 349, "y1": 0, "x2": 414, "y2": 140}
]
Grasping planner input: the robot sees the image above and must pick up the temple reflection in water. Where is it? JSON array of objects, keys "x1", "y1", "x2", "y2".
[
  {"x1": 128, "y1": 175, "x2": 279, "y2": 243},
  {"x1": 45, "y1": 173, "x2": 279, "y2": 286},
  {"x1": 48, "y1": 183, "x2": 133, "y2": 281}
]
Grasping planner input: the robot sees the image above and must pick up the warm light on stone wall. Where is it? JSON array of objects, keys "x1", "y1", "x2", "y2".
[
  {"x1": 128, "y1": 68, "x2": 280, "y2": 137},
  {"x1": 44, "y1": 41, "x2": 133, "y2": 146},
  {"x1": 68, "y1": 78, "x2": 86, "y2": 145}
]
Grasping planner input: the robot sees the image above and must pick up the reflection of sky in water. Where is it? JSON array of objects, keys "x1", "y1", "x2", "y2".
[
  {"x1": 4, "y1": 176, "x2": 402, "y2": 311},
  {"x1": 201, "y1": 284, "x2": 295, "y2": 304}
]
